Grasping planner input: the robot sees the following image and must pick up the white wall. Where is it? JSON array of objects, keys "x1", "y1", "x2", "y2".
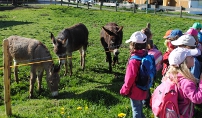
[{"x1": 189, "y1": 1, "x2": 202, "y2": 14}]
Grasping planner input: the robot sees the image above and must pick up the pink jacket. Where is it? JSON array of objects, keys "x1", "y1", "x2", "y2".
[
  {"x1": 120, "y1": 50, "x2": 148, "y2": 100},
  {"x1": 177, "y1": 73, "x2": 202, "y2": 117}
]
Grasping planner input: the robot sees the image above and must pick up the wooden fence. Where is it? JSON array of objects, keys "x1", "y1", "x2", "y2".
[{"x1": 1, "y1": 0, "x2": 202, "y2": 18}]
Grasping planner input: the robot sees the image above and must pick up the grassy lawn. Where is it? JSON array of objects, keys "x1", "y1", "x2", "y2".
[{"x1": 0, "y1": 4, "x2": 202, "y2": 118}]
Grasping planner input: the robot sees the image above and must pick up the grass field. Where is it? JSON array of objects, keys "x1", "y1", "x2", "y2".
[{"x1": 0, "y1": 4, "x2": 202, "y2": 118}]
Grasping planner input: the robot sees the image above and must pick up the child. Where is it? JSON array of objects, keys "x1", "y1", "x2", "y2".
[
  {"x1": 191, "y1": 22, "x2": 202, "y2": 45},
  {"x1": 163, "y1": 47, "x2": 202, "y2": 117},
  {"x1": 120, "y1": 31, "x2": 148, "y2": 118},
  {"x1": 199, "y1": 30, "x2": 202, "y2": 44},
  {"x1": 185, "y1": 27, "x2": 202, "y2": 67},
  {"x1": 171, "y1": 34, "x2": 201, "y2": 80},
  {"x1": 191, "y1": 22, "x2": 202, "y2": 32},
  {"x1": 162, "y1": 29, "x2": 183, "y2": 76},
  {"x1": 163, "y1": 29, "x2": 172, "y2": 52}
]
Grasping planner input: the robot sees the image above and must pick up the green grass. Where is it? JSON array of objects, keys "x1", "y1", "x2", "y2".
[{"x1": 0, "y1": 4, "x2": 202, "y2": 118}]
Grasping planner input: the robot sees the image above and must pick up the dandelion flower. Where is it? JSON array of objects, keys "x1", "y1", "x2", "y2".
[
  {"x1": 61, "y1": 107, "x2": 65, "y2": 111},
  {"x1": 77, "y1": 107, "x2": 82, "y2": 110},
  {"x1": 60, "y1": 111, "x2": 65, "y2": 114},
  {"x1": 118, "y1": 113, "x2": 126, "y2": 118},
  {"x1": 85, "y1": 106, "x2": 88, "y2": 110}
]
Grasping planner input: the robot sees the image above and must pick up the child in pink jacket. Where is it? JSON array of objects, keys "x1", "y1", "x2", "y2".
[
  {"x1": 120, "y1": 31, "x2": 148, "y2": 118},
  {"x1": 163, "y1": 47, "x2": 202, "y2": 117}
]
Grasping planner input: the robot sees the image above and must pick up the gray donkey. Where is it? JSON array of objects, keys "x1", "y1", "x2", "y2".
[
  {"x1": 51, "y1": 23, "x2": 88, "y2": 76},
  {"x1": 6, "y1": 36, "x2": 60, "y2": 98}
]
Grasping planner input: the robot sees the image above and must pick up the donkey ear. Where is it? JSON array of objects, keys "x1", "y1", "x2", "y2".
[
  {"x1": 117, "y1": 26, "x2": 123, "y2": 33},
  {"x1": 146, "y1": 23, "x2": 151, "y2": 29},
  {"x1": 58, "y1": 38, "x2": 68, "y2": 47},
  {"x1": 102, "y1": 26, "x2": 115, "y2": 35},
  {"x1": 51, "y1": 33, "x2": 56, "y2": 44},
  {"x1": 62, "y1": 38, "x2": 68, "y2": 45},
  {"x1": 50, "y1": 64, "x2": 60, "y2": 74}
]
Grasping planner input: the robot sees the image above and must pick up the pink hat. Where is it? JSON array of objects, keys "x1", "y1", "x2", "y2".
[{"x1": 186, "y1": 28, "x2": 198, "y2": 36}]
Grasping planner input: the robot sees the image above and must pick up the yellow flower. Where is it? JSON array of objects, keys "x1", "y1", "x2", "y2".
[
  {"x1": 61, "y1": 107, "x2": 65, "y2": 111},
  {"x1": 67, "y1": 116, "x2": 70, "y2": 118},
  {"x1": 60, "y1": 111, "x2": 65, "y2": 114},
  {"x1": 118, "y1": 113, "x2": 126, "y2": 118},
  {"x1": 77, "y1": 107, "x2": 82, "y2": 110},
  {"x1": 85, "y1": 106, "x2": 88, "y2": 110}
]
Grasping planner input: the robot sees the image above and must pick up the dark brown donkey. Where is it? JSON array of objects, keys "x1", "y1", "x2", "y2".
[
  {"x1": 100, "y1": 22, "x2": 123, "y2": 72},
  {"x1": 7, "y1": 36, "x2": 60, "y2": 98},
  {"x1": 51, "y1": 23, "x2": 88, "y2": 76}
]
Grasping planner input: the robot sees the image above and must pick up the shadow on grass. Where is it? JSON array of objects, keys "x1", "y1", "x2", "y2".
[
  {"x1": 57, "y1": 90, "x2": 119, "y2": 107},
  {"x1": 7, "y1": 114, "x2": 27, "y2": 118},
  {"x1": 77, "y1": 89, "x2": 119, "y2": 107},
  {"x1": 0, "y1": 21, "x2": 33, "y2": 29},
  {"x1": 0, "y1": 6, "x2": 17, "y2": 11},
  {"x1": 91, "y1": 67, "x2": 110, "y2": 74}
]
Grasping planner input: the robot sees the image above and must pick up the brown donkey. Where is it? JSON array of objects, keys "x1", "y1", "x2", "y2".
[
  {"x1": 51, "y1": 23, "x2": 88, "y2": 76},
  {"x1": 100, "y1": 22, "x2": 123, "y2": 72},
  {"x1": 7, "y1": 36, "x2": 60, "y2": 98}
]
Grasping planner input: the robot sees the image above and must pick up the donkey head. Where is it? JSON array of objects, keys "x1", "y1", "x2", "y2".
[
  {"x1": 51, "y1": 33, "x2": 68, "y2": 65},
  {"x1": 47, "y1": 64, "x2": 60, "y2": 97},
  {"x1": 102, "y1": 26, "x2": 123, "y2": 56}
]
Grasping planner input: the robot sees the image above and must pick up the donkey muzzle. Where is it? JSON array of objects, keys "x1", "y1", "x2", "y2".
[{"x1": 113, "y1": 49, "x2": 119, "y2": 56}]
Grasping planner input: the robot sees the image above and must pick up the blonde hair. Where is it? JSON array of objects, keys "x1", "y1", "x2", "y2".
[
  {"x1": 164, "y1": 58, "x2": 196, "y2": 84},
  {"x1": 164, "y1": 39, "x2": 170, "y2": 47}
]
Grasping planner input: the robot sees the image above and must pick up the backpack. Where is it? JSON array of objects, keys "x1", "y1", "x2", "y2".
[
  {"x1": 130, "y1": 54, "x2": 156, "y2": 91},
  {"x1": 148, "y1": 49, "x2": 163, "y2": 72},
  {"x1": 150, "y1": 78, "x2": 192, "y2": 118}
]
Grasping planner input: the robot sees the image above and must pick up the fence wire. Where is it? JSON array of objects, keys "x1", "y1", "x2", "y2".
[{"x1": 0, "y1": 42, "x2": 131, "y2": 70}]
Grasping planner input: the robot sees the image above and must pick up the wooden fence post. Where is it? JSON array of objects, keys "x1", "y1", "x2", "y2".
[
  {"x1": 61, "y1": 0, "x2": 63, "y2": 6},
  {"x1": 87, "y1": 2, "x2": 89, "y2": 9},
  {"x1": 154, "y1": 3, "x2": 156, "y2": 14},
  {"x1": 133, "y1": 3, "x2": 136, "y2": 13},
  {"x1": 77, "y1": 0, "x2": 79, "y2": 8},
  {"x1": 146, "y1": 0, "x2": 148, "y2": 13},
  {"x1": 68, "y1": 0, "x2": 70, "y2": 6},
  {"x1": 180, "y1": 6, "x2": 182, "y2": 18},
  {"x1": 3, "y1": 39, "x2": 12, "y2": 116},
  {"x1": 100, "y1": 0, "x2": 103, "y2": 10}
]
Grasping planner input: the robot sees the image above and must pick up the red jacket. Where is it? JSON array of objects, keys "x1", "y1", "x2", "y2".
[
  {"x1": 162, "y1": 51, "x2": 171, "y2": 76},
  {"x1": 120, "y1": 50, "x2": 148, "y2": 100}
]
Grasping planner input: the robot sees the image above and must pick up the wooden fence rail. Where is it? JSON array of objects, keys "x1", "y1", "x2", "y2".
[{"x1": 0, "y1": 1, "x2": 202, "y2": 18}]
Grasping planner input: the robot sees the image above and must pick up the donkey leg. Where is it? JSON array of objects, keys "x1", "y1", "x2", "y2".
[
  {"x1": 105, "y1": 50, "x2": 112, "y2": 72},
  {"x1": 37, "y1": 69, "x2": 44, "y2": 95},
  {"x1": 14, "y1": 61, "x2": 19, "y2": 84},
  {"x1": 64, "y1": 58, "x2": 68, "y2": 76},
  {"x1": 79, "y1": 47, "x2": 86, "y2": 71},
  {"x1": 67, "y1": 54, "x2": 73, "y2": 76},
  {"x1": 113, "y1": 56, "x2": 118, "y2": 65},
  {"x1": 29, "y1": 66, "x2": 37, "y2": 98}
]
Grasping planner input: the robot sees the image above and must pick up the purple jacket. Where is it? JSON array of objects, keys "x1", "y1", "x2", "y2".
[
  {"x1": 120, "y1": 50, "x2": 148, "y2": 100},
  {"x1": 177, "y1": 73, "x2": 202, "y2": 117}
]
